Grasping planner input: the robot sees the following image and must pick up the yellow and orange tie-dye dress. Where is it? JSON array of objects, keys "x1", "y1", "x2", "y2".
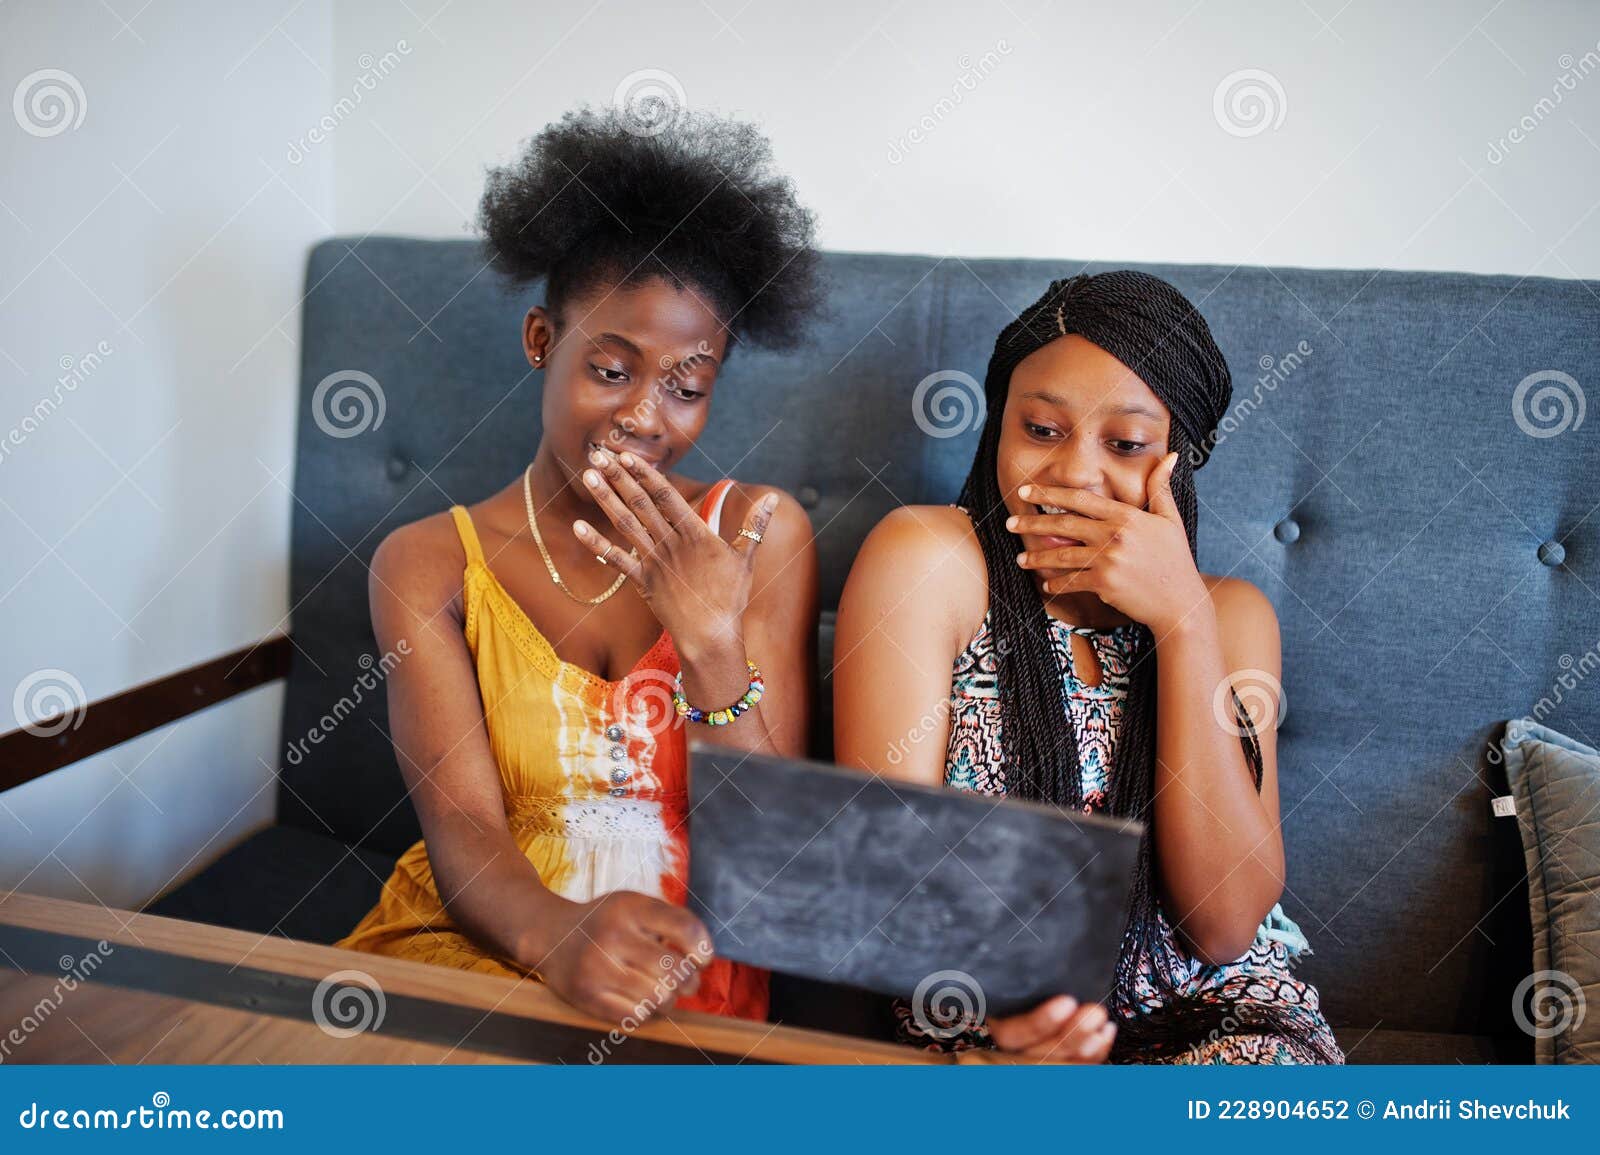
[{"x1": 333, "y1": 478, "x2": 769, "y2": 1020}]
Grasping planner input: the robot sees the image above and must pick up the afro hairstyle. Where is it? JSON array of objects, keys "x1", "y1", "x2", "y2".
[{"x1": 477, "y1": 105, "x2": 823, "y2": 351}]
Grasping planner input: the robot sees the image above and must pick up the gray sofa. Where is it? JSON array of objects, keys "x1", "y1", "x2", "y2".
[{"x1": 150, "y1": 238, "x2": 1600, "y2": 1063}]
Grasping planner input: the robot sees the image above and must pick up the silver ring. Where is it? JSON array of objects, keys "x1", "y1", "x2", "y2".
[
  {"x1": 597, "y1": 544, "x2": 613, "y2": 564},
  {"x1": 738, "y1": 528, "x2": 763, "y2": 544}
]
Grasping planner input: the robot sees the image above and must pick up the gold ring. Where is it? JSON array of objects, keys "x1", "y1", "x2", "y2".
[{"x1": 738, "y1": 528, "x2": 763, "y2": 544}]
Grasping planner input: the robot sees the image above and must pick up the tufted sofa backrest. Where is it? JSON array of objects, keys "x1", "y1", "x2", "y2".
[{"x1": 281, "y1": 238, "x2": 1598, "y2": 1042}]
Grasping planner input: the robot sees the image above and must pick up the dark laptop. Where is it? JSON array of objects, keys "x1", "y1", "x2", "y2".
[{"x1": 686, "y1": 744, "x2": 1144, "y2": 1019}]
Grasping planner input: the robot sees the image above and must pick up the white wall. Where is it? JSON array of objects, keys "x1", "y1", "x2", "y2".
[
  {"x1": 0, "y1": 0, "x2": 334, "y2": 907},
  {"x1": 331, "y1": 0, "x2": 1600, "y2": 278},
  {"x1": 1, "y1": 0, "x2": 1595, "y2": 909}
]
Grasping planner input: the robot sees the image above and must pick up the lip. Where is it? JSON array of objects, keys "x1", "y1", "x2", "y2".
[
  {"x1": 1026, "y1": 502, "x2": 1082, "y2": 550},
  {"x1": 589, "y1": 440, "x2": 664, "y2": 468}
]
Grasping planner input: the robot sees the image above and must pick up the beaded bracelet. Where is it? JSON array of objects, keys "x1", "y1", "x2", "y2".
[{"x1": 673, "y1": 660, "x2": 764, "y2": 726}]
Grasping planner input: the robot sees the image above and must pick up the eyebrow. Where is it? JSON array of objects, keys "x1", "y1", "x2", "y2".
[
  {"x1": 591, "y1": 332, "x2": 719, "y2": 370},
  {"x1": 591, "y1": 332, "x2": 642, "y2": 358},
  {"x1": 1019, "y1": 390, "x2": 1166, "y2": 421}
]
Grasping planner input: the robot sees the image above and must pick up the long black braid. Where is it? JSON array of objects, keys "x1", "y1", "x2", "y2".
[{"x1": 956, "y1": 272, "x2": 1342, "y2": 1064}]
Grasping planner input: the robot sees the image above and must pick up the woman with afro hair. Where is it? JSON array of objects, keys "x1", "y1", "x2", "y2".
[{"x1": 335, "y1": 106, "x2": 825, "y2": 1026}]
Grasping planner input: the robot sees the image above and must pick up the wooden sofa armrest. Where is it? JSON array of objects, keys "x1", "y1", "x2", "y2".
[{"x1": 0, "y1": 634, "x2": 291, "y2": 792}]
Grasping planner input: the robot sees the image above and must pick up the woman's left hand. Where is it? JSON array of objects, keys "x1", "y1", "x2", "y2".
[
  {"x1": 1006, "y1": 451, "x2": 1209, "y2": 637},
  {"x1": 985, "y1": 995, "x2": 1117, "y2": 1063},
  {"x1": 571, "y1": 446, "x2": 778, "y2": 657}
]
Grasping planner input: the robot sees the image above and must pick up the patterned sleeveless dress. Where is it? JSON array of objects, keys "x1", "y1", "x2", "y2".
[
  {"x1": 334, "y1": 478, "x2": 769, "y2": 1020},
  {"x1": 892, "y1": 609, "x2": 1345, "y2": 1064}
]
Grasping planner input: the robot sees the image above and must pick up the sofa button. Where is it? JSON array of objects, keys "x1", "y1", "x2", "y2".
[
  {"x1": 1273, "y1": 516, "x2": 1300, "y2": 544},
  {"x1": 798, "y1": 485, "x2": 820, "y2": 510},
  {"x1": 385, "y1": 455, "x2": 409, "y2": 481},
  {"x1": 1538, "y1": 539, "x2": 1565, "y2": 567}
]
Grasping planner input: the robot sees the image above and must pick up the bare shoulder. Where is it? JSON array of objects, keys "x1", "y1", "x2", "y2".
[
  {"x1": 1202, "y1": 574, "x2": 1280, "y2": 664},
  {"x1": 714, "y1": 481, "x2": 812, "y2": 550},
  {"x1": 864, "y1": 503, "x2": 984, "y2": 568},
  {"x1": 845, "y1": 504, "x2": 987, "y2": 642},
  {"x1": 370, "y1": 507, "x2": 470, "y2": 622}
]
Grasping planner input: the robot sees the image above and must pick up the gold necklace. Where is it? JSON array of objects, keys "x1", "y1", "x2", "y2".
[{"x1": 523, "y1": 464, "x2": 633, "y2": 606}]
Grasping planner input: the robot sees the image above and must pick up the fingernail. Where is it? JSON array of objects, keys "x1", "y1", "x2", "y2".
[
  {"x1": 1055, "y1": 996, "x2": 1078, "y2": 1021},
  {"x1": 762, "y1": 493, "x2": 779, "y2": 512},
  {"x1": 583, "y1": 469, "x2": 601, "y2": 486},
  {"x1": 588, "y1": 450, "x2": 605, "y2": 466},
  {"x1": 619, "y1": 451, "x2": 635, "y2": 467},
  {"x1": 1015, "y1": 552, "x2": 1028, "y2": 565},
  {"x1": 1018, "y1": 485, "x2": 1033, "y2": 499},
  {"x1": 573, "y1": 520, "x2": 590, "y2": 536},
  {"x1": 1005, "y1": 516, "x2": 1019, "y2": 530}
]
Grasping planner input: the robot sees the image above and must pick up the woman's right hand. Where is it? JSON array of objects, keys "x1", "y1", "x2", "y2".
[
  {"x1": 986, "y1": 995, "x2": 1117, "y2": 1063},
  {"x1": 532, "y1": 891, "x2": 715, "y2": 1026}
]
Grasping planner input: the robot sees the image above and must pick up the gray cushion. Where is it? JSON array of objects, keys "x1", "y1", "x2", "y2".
[
  {"x1": 144, "y1": 826, "x2": 395, "y2": 945},
  {"x1": 1338, "y1": 1027, "x2": 1503, "y2": 1064},
  {"x1": 280, "y1": 239, "x2": 1599, "y2": 1044},
  {"x1": 1500, "y1": 719, "x2": 1600, "y2": 1063}
]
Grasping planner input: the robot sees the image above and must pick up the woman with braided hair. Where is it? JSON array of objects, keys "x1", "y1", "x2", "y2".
[{"x1": 834, "y1": 271, "x2": 1344, "y2": 1064}]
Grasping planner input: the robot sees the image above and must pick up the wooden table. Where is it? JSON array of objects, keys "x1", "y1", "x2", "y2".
[{"x1": 0, "y1": 891, "x2": 944, "y2": 1065}]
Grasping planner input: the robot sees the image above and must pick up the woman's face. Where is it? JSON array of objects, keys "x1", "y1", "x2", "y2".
[
  {"x1": 523, "y1": 276, "x2": 730, "y2": 485},
  {"x1": 996, "y1": 334, "x2": 1173, "y2": 586}
]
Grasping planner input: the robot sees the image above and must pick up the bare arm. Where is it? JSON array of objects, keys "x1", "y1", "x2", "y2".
[
  {"x1": 677, "y1": 486, "x2": 818, "y2": 759},
  {"x1": 368, "y1": 519, "x2": 568, "y2": 969},
  {"x1": 572, "y1": 453, "x2": 815, "y2": 758},
  {"x1": 369, "y1": 519, "x2": 709, "y2": 1022},
  {"x1": 834, "y1": 506, "x2": 1115, "y2": 1063},
  {"x1": 1011, "y1": 456, "x2": 1287, "y2": 966},
  {"x1": 1150, "y1": 577, "x2": 1286, "y2": 964},
  {"x1": 832, "y1": 506, "x2": 972, "y2": 786}
]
